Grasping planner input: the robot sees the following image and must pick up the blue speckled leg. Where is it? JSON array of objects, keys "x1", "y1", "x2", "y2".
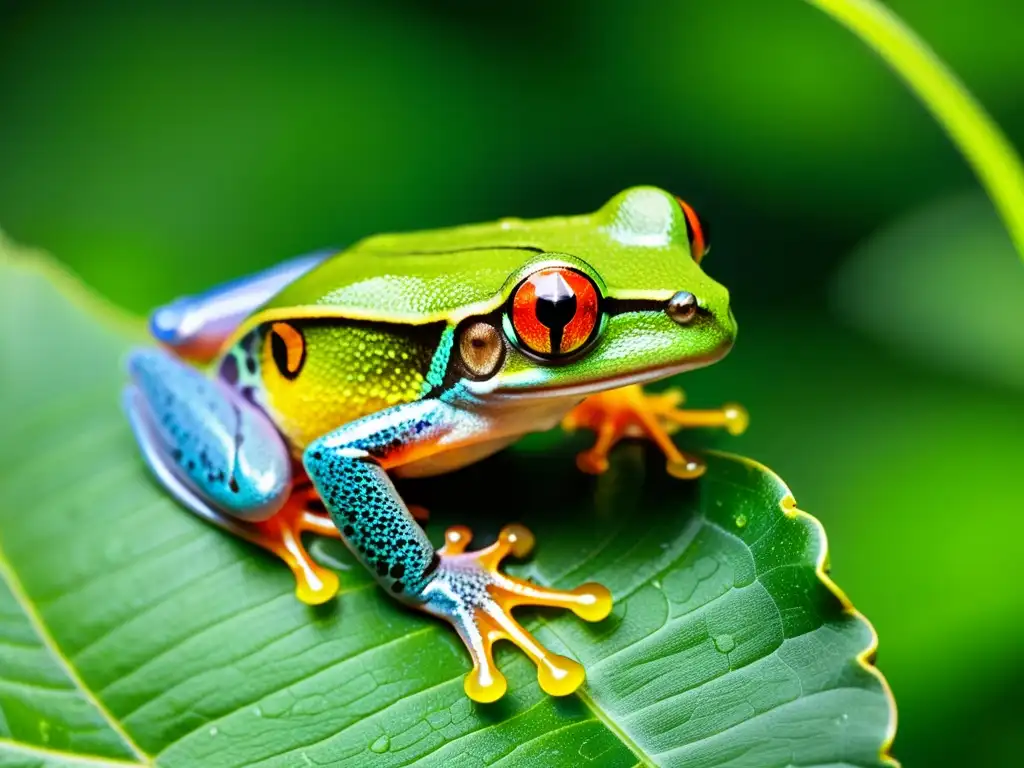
[
  {"x1": 123, "y1": 348, "x2": 292, "y2": 523},
  {"x1": 303, "y1": 401, "x2": 613, "y2": 703}
]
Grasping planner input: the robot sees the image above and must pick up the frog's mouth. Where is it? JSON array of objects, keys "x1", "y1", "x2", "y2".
[{"x1": 486, "y1": 339, "x2": 733, "y2": 401}]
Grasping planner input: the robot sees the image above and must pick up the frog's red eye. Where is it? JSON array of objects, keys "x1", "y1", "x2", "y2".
[
  {"x1": 510, "y1": 267, "x2": 600, "y2": 357},
  {"x1": 676, "y1": 197, "x2": 709, "y2": 263}
]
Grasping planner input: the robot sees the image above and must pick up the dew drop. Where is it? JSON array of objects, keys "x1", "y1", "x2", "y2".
[
  {"x1": 369, "y1": 734, "x2": 390, "y2": 753},
  {"x1": 713, "y1": 634, "x2": 735, "y2": 654},
  {"x1": 38, "y1": 721, "x2": 51, "y2": 743},
  {"x1": 252, "y1": 706, "x2": 263, "y2": 717},
  {"x1": 209, "y1": 726, "x2": 219, "y2": 737},
  {"x1": 734, "y1": 514, "x2": 747, "y2": 529}
]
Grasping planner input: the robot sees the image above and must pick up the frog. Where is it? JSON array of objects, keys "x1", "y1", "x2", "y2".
[{"x1": 122, "y1": 186, "x2": 747, "y2": 703}]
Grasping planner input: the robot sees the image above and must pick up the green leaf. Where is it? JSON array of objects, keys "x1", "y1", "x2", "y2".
[{"x1": 0, "y1": 237, "x2": 896, "y2": 767}]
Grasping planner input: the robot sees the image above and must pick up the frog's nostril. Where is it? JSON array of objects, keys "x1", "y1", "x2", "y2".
[{"x1": 666, "y1": 291, "x2": 698, "y2": 325}]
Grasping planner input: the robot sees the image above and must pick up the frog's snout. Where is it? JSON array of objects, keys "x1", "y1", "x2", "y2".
[{"x1": 666, "y1": 291, "x2": 698, "y2": 325}]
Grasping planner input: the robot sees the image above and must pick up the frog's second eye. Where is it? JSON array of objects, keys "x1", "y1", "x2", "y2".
[
  {"x1": 676, "y1": 197, "x2": 710, "y2": 263},
  {"x1": 458, "y1": 321, "x2": 504, "y2": 379},
  {"x1": 510, "y1": 267, "x2": 600, "y2": 358},
  {"x1": 267, "y1": 322, "x2": 306, "y2": 380}
]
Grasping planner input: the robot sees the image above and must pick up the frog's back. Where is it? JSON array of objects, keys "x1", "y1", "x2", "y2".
[
  {"x1": 238, "y1": 187, "x2": 711, "y2": 337},
  {"x1": 264, "y1": 241, "x2": 538, "y2": 326},
  {"x1": 249, "y1": 207, "x2": 623, "y2": 326},
  {"x1": 161, "y1": 186, "x2": 713, "y2": 452}
]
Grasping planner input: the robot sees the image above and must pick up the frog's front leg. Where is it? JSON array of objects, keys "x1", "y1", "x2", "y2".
[
  {"x1": 303, "y1": 400, "x2": 612, "y2": 703},
  {"x1": 563, "y1": 384, "x2": 748, "y2": 479},
  {"x1": 123, "y1": 348, "x2": 342, "y2": 604}
]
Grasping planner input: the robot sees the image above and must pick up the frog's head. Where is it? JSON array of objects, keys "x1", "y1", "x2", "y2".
[{"x1": 456, "y1": 186, "x2": 736, "y2": 401}]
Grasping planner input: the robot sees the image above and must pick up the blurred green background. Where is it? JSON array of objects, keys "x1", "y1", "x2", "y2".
[{"x1": 2, "y1": 0, "x2": 1022, "y2": 764}]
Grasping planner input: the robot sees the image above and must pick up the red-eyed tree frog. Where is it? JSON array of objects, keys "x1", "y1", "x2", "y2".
[{"x1": 123, "y1": 187, "x2": 747, "y2": 702}]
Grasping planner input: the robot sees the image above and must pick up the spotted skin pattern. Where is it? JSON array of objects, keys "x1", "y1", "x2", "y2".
[
  {"x1": 125, "y1": 348, "x2": 292, "y2": 521},
  {"x1": 302, "y1": 400, "x2": 446, "y2": 598},
  {"x1": 218, "y1": 330, "x2": 267, "y2": 411}
]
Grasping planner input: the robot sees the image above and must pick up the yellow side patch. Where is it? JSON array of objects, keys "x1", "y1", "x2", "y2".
[{"x1": 260, "y1": 322, "x2": 437, "y2": 450}]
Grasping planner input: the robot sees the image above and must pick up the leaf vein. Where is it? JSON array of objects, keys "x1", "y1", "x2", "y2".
[
  {"x1": 0, "y1": 537, "x2": 152, "y2": 764},
  {"x1": 152, "y1": 623, "x2": 436, "y2": 760}
]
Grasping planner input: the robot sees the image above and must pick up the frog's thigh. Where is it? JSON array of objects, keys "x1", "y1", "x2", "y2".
[
  {"x1": 149, "y1": 249, "x2": 331, "y2": 362},
  {"x1": 125, "y1": 349, "x2": 345, "y2": 604},
  {"x1": 123, "y1": 348, "x2": 292, "y2": 523}
]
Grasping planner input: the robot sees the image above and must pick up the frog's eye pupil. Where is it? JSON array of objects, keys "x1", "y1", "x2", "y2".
[
  {"x1": 676, "y1": 197, "x2": 709, "y2": 263},
  {"x1": 510, "y1": 267, "x2": 600, "y2": 357},
  {"x1": 533, "y1": 272, "x2": 578, "y2": 355},
  {"x1": 268, "y1": 322, "x2": 306, "y2": 380}
]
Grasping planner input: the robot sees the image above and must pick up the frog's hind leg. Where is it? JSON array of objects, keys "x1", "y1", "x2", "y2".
[
  {"x1": 562, "y1": 384, "x2": 749, "y2": 479},
  {"x1": 149, "y1": 249, "x2": 334, "y2": 362},
  {"x1": 123, "y1": 348, "x2": 341, "y2": 604}
]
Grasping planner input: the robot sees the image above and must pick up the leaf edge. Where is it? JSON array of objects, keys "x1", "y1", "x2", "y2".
[{"x1": 707, "y1": 449, "x2": 900, "y2": 768}]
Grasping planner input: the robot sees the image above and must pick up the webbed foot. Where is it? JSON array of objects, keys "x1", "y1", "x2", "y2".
[
  {"x1": 562, "y1": 383, "x2": 747, "y2": 479},
  {"x1": 416, "y1": 525, "x2": 612, "y2": 703},
  {"x1": 238, "y1": 485, "x2": 343, "y2": 605}
]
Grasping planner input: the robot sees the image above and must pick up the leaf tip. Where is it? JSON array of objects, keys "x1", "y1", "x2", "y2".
[{"x1": 0, "y1": 231, "x2": 145, "y2": 339}]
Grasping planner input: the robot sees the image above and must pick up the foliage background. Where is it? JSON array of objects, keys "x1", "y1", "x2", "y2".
[{"x1": 1, "y1": 0, "x2": 1021, "y2": 764}]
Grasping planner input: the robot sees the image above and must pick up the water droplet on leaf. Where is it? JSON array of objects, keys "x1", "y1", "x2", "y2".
[
  {"x1": 713, "y1": 634, "x2": 735, "y2": 653},
  {"x1": 370, "y1": 734, "x2": 390, "y2": 753},
  {"x1": 735, "y1": 514, "x2": 747, "y2": 528}
]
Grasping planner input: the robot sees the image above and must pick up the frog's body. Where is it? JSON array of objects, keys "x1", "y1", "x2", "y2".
[
  {"x1": 124, "y1": 187, "x2": 747, "y2": 703},
  {"x1": 217, "y1": 319, "x2": 580, "y2": 479},
  {"x1": 218, "y1": 321, "x2": 441, "y2": 454}
]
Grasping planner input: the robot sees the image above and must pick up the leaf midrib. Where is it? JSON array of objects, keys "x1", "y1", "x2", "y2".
[
  {"x1": 0, "y1": 536, "x2": 152, "y2": 765},
  {"x1": 575, "y1": 687, "x2": 656, "y2": 768}
]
